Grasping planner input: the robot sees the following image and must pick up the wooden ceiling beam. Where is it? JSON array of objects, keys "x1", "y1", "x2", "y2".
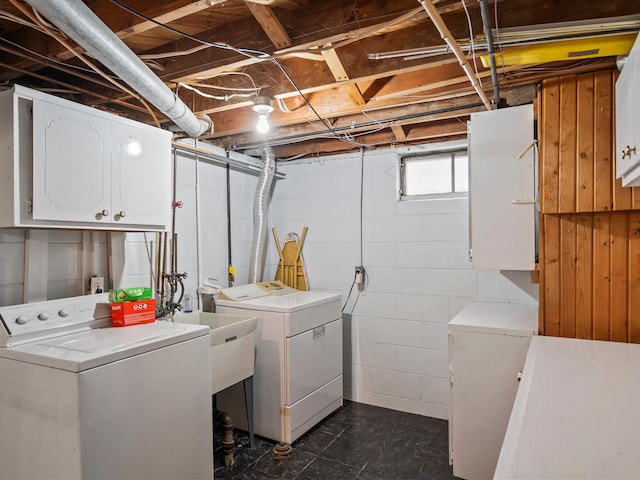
[
  {"x1": 321, "y1": 46, "x2": 366, "y2": 106},
  {"x1": 391, "y1": 125, "x2": 408, "y2": 141},
  {"x1": 245, "y1": 2, "x2": 292, "y2": 50},
  {"x1": 117, "y1": 0, "x2": 228, "y2": 39},
  {"x1": 210, "y1": 94, "x2": 485, "y2": 149},
  {"x1": 245, "y1": 0, "x2": 309, "y2": 9},
  {"x1": 260, "y1": 117, "x2": 469, "y2": 159},
  {"x1": 166, "y1": 2, "x2": 450, "y2": 83},
  {"x1": 0, "y1": 0, "x2": 229, "y2": 81}
]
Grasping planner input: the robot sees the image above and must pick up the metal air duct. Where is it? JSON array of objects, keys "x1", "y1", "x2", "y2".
[
  {"x1": 248, "y1": 147, "x2": 276, "y2": 283},
  {"x1": 24, "y1": 0, "x2": 212, "y2": 137}
]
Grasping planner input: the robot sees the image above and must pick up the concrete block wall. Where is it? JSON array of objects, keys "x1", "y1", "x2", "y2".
[
  {"x1": 0, "y1": 229, "x2": 109, "y2": 304},
  {"x1": 0, "y1": 142, "x2": 537, "y2": 422},
  {"x1": 269, "y1": 148, "x2": 537, "y2": 419},
  {"x1": 115, "y1": 141, "x2": 260, "y2": 307}
]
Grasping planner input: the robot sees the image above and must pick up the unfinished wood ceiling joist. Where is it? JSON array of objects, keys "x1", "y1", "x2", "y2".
[{"x1": 0, "y1": 0, "x2": 637, "y2": 159}]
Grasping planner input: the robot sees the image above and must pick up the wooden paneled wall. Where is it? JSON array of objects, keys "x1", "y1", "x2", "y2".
[
  {"x1": 540, "y1": 212, "x2": 640, "y2": 341},
  {"x1": 539, "y1": 70, "x2": 640, "y2": 213},
  {"x1": 538, "y1": 70, "x2": 640, "y2": 342}
]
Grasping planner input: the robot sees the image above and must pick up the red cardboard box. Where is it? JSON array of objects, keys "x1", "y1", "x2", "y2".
[{"x1": 110, "y1": 299, "x2": 156, "y2": 327}]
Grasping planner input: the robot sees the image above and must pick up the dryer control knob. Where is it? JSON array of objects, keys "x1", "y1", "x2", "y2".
[
  {"x1": 38, "y1": 312, "x2": 50, "y2": 321},
  {"x1": 15, "y1": 315, "x2": 28, "y2": 325},
  {"x1": 58, "y1": 309, "x2": 70, "y2": 317}
]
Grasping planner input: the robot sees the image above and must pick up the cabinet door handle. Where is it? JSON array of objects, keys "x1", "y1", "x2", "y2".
[
  {"x1": 510, "y1": 200, "x2": 536, "y2": 205},
  {"x1": 98, "y1": 209, "x2": 109, "y2": 217},
  {"x1": 516, "y1": 371, "x2": 523, "y2": 382},
  {"x1": 118, "y1": 210, "x2": 126, "y2": 218},
  {"x1": 622, "y1": 145, "x2": 637, "y2": 159}
]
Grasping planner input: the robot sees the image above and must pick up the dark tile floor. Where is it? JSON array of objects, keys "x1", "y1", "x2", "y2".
[{"x1": 213, "y1": 400, "x2": 457, "y2": 480}]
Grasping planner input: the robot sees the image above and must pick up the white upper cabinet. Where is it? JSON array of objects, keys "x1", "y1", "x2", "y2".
[
  {"x1": 0, "y1": 85, "x2": 171, "y2": 231},
  {"x1": 469, "y1": 104, "x2": 536, "y2": 271},
  {"x1": 616, "y1": 32, "x2": 640, "y2": 187}
]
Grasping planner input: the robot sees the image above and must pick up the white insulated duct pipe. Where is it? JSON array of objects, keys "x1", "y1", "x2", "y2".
[
  {"x1": 418, "y1": 0, "x2": 493, "y2": 111},
  {"x1": 24, "y1": 0, "x2": 212, "y2": 137}
]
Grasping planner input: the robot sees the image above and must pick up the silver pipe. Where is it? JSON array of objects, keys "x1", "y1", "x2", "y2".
[
  {"x1": 479, "y1": 0, "x2": 500, "y2": 107},
  {"x1": 248, "y1": 147, "x2": 276, "y2": 283},
  {"x1": 24, "y1": 0, "x2": 212, "y2": 137}
]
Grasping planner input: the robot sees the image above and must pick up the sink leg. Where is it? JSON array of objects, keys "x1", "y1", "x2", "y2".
[
  {"x1": 243, "y1": 376, "x2": 255, "y2": 449},
  {"x1": 273, "y1": 442, "x2": 293, "y2": 459},
  {"x1": 217, "y1": 411, "x2": 235, "y2": 466}
]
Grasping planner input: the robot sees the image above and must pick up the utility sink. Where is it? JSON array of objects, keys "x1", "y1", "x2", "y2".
[{"x1": 176, "y1": 312, "x2": 257, "y2": 393}]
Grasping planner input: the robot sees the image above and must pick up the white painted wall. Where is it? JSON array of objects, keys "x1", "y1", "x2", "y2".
[{"x1": 0, "y1": 142, "x2": 537, "y2": 420}]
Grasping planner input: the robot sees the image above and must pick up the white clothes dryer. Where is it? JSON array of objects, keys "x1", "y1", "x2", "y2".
[{"x1": 217, "y1": 288, "x2": 343, "y2": 444}]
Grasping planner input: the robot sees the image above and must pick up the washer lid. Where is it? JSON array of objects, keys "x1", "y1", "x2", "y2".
[
  {"x1": 0, "y1": 321, "x2": 209, "y2": 372},
  {"x1": 217, "y1": 290, "x2": 341, "y2": 313}
]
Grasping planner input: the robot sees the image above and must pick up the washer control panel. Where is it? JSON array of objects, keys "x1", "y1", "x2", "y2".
[{"x1": 0, "y1": 293, "x2": 110, "y2": 347}]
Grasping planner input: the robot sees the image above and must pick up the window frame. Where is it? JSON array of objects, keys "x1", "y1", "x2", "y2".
[{"x1": 398, "y1": 149, "x2": 469, "y2": 201}]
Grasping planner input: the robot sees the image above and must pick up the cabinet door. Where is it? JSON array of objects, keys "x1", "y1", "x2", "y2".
[
  {"x1": 470, "y1": 104, "x2": 536, "y2": 270},
  {"x1": 450, "y1": 329, "x2": 531, "y2": 479},
  {"x1": 616, "y1": 37, "x2": 639, "y2": 182},
  {"x1": 32, "y1": 99, "x2": 111, "y2": 223},
  {"x1": 616, "y1": 37, "x2": 640, "y2": 187},
  {"x1": 110, "y1": 122, "x2": 171, "y2": 227}
]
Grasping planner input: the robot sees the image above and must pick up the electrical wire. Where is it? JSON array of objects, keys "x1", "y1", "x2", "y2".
[
  {"x1": 9, "y1": 0, "x2": 161, "y2": 126},
  {"x1": 0, "y1": 36, "x2": 120, "y2": 80},
  {"x1": 178, "y1": 81, "x2": 255, "y2": 101},
  {"x1": 139, "y1": 43, "x2": 211, "y2": 60},
  {"x1": 460, "y1": 0, "x2": 482, "y2": 88},
  {"x1": 494, "y1": 0, "x2": 505, "y2": 76},
  {"x1": 0, "y1": 9, "x2": 49, "y2": 33},
  {"x1": 109, "y1": 0, "x2": 267, "y2": 60},
  {"x1": 107, "y1": 0, "x2": 418, "y2": 150},
  {"x1": 341, "y1": 146, "x2": 367, "y2": 313}
]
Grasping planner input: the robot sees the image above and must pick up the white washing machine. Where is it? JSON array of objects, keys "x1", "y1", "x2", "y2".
[
  {"x1": 0, "y1": 293, "x2": 213, "y2": 480},
  {"x1": 217, "y1": 289, "x2": 343, "y2": 444}
]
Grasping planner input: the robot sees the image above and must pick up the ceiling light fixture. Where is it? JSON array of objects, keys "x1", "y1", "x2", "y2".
[{"x1": 252, "y1": 96, "x2": 274, "y2": 134}]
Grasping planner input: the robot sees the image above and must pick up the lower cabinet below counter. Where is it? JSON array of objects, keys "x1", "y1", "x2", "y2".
[
  {"x1": 448, "y1": 301, "x2": 538, "y2": 480},
  {"x1": 495, "y1": 336, "x2": 640, "y2": 479}
]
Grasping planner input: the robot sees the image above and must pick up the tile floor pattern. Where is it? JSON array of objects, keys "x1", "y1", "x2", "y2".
[{"x1": 213, "y1": 400, "x2": 458, "y2": 479}]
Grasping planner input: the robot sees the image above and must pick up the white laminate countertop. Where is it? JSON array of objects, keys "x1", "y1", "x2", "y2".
[
  {"x1": 448, "y1": 301, "x2": 538, "y2": 336},
  {"x1": 495, "y1": 335, "x2": 640, "y2": 479}
]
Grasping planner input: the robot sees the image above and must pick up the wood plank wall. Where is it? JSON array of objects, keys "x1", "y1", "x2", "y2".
[{"x1": 538, "y1": 70, "x2": 640, "y2": 342}]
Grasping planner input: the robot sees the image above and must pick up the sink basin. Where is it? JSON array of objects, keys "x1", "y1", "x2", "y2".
[{"x1": 176, "y1": 312, "x2": 257, "y2": 393}]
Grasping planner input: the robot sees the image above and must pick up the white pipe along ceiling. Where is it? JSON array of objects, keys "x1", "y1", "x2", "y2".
[{"x1": 23, "y1": 0, "x2": 212, "y2": 138}]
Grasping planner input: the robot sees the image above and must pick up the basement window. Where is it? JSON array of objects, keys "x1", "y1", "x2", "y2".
[{"x1": 400, "y1": 151, "x2": 468, "y2": 199}]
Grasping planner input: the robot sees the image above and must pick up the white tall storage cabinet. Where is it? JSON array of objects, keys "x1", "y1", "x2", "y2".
[
  {"x1": 469, "y1": 104, "x2": 536, "y2": 270},
  {"x1": 448, "y1": 301, "x2": 537, "y2": 479},
  {"x1": 217, "y1": 291, "x2": 343, "y2": 444}
]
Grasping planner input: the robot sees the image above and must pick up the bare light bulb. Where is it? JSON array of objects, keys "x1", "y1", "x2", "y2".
[
  {"x1": 256, "y1": 114, "x2": 270, "y2": 134},
  {"x1": 252, "y1": 96, "x2": 274, "y2": 134}
]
